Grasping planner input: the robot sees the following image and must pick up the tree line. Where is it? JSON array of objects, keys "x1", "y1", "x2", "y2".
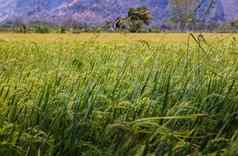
[
  {"x1": 0, "y1": 5, "x2": 238, "y2": 33},
  {"x1": 0, "y1": 7, "x2": 153, "y2": 33}
]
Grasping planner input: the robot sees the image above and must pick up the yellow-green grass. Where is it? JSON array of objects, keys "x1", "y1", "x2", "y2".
[
  {"x1": 0, "y1": 33, "x2": 238, "y2": 156},
  {"x1": 0, "y1": 32, "x2": 237, "y2": 43}
]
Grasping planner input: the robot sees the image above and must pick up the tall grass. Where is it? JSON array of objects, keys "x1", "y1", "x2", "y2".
[{"x1": 0, "y1": 34, "x2": 238, "y2": 156}]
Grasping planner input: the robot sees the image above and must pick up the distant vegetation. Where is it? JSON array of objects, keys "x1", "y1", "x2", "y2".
[{"x1": 0, "y1": 6, "x2": 238, "y2": 33}]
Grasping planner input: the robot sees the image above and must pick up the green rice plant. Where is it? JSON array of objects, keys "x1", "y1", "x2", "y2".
[{"x1": 0, "y1": 33, "x2": 238, "y2": 155}]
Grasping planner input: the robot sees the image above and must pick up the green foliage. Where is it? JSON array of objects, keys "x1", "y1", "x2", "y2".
[
  {"x1": 129, "y1": 20, "x2": 145, "y2": 33},
  {"x1": 114, "y1": 17, "x2": 130, "y2": 31},
  {"x1": 13, "y1": 24, "x2": 27, "y2": 33},
  {"x1": 32, "y1": 25, "x2": 50, "y2": 33},
  {"x1": 58, "y1": 26, "x2": 66, "y2": 33},
  {"x1": 0, "y1": 34, "x2": 238, "y2": 155},
  {"x1": 115, "y1": 7, "x2": 152, "y2": 32},
  {"x1": 128, "y1": 7, "x2": 152, "y2": 25}
]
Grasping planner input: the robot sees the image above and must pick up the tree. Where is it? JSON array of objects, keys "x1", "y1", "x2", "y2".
[
  {"x1": 17, "y1": 24, "x2": 27, "y2": 33},
  {"x1": 32, "y1": 24, "x2": 50, "y2": 33},
  {"x1": 128, "y1": 7, "x2": 152, "y2": 32},
  {"x1": 114, "y1": 17, "x2": 130, "y2": 31},
  {"x1": 13, "y1": 18, "x2": 27, "y2": 33},
  {"x1": 102, "y1": 21, "x2": 114, "y2": 32},
  {"x1": 58, "y1": 26, "x2": 66, "y2": 33},
  {"x1": 128, "y1": 7, "x2": 152, "y2": 25},
  {"x1": 129, "y1": 20, "x2": 144, "y2": 32},
  {"x1": 114, "y1": 7, "x2": 152, "y2": 32}
]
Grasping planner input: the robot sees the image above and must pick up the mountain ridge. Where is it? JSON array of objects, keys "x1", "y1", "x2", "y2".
[{"x1": 0, "y1": 0, "x2": 238, "y2": 26}]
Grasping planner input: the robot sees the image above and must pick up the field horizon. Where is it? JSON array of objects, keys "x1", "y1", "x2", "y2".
[{"x1": 0, "y1": 32, "x2": 237, "y2": 43}]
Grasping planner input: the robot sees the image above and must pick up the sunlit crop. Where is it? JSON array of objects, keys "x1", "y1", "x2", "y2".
[{"x1": 0, "y1": 33, "x2": 238, "y2": 156}]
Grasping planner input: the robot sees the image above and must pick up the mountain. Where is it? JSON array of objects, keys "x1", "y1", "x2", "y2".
[
  {"x1": 195, "y1": 0, "x2": 225, "y2": 22},
  {"x1": 0, "y1": 0, "x2": 16, "y2": 22},
  {"x1": 223, "y1": 0, "x2": 238, "y2": 20},
  {"x1": 0, "y1": 0, "x2": 238, "y2": 26}
]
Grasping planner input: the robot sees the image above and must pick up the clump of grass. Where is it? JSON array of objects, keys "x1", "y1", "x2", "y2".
[{"x1": 0, "y1": 34, "x2": 238, "y2": 156}]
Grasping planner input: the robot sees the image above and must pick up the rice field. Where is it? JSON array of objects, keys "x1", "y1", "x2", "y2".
[{"x1": 0, "y1": 33, "x2": 238, "y2": 156}]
